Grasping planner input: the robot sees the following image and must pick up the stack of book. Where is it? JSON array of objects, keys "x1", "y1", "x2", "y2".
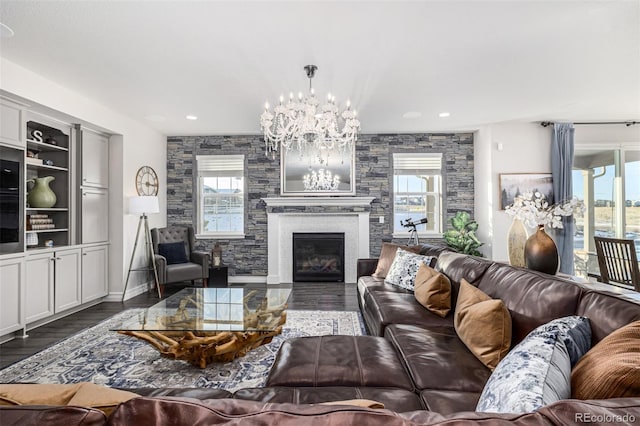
[{"x1": 27, "y1": 214, "x2": 55, "y2": 230}]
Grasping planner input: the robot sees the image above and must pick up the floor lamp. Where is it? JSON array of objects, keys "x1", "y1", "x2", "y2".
[{"x1": 122, "y1": 196, "x2": 161, "y2": 301}]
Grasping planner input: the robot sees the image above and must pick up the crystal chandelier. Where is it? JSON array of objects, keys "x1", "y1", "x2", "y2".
[
  {"x1": 260, "y1": 65, "x2": 360, "y2": 159},
  {"x1": 303, "y1": 168, "x2": 341, "y2": 191}
]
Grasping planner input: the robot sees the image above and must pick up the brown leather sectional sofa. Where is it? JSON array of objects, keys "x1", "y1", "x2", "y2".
[{"x1": 2, "y1": 247, "x2": 640, "y2": 425}]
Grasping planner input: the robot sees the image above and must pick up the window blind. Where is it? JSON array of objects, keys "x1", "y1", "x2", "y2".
[
  {"x1": 393, "y1": 153, "x2": 442, "y2": 175},
  {"x1": 196, "y1": 155, "x2": 244, "y2": 177}
]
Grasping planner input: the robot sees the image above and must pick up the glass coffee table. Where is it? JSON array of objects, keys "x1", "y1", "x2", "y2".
[{"x1": 114, "y1": 286, "x2": 292, "y2": 368}]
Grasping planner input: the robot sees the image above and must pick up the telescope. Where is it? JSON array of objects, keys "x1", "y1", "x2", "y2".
[{"x1": 401, "y1": 217, "x2": 428, "y2": 228}]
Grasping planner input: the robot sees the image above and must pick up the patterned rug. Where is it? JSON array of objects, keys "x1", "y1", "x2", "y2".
[{"x1": 0, "y1": 309, "x2": 365, "y2": 392}]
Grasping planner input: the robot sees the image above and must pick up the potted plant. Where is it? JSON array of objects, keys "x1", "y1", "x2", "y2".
[{"x1": 443, "y1": 211, "x2": 483, "y2": 256}]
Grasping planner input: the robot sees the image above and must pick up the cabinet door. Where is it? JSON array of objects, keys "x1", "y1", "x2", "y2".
[
  {"x1": 81, "y1": 188, "x2": 109, "y2": 243},
  {"x1": 54, "y1": 248, "x2": 81, "y2": 313},
  {"x1": 81, "y1": 131, "x2": 109, "y2": 188},
  {"x1": 0, "y1": 102, "x2": 23, "y2": 148},
  {"x1": 25, "y1": 252, "x2": 55, "y2": 323},
  {"x1": 82, "y1": 245, "x2": 108, "y2": 303},
  {"x1": 0, "y1": 256, "x2": 24, "y2": 335}
]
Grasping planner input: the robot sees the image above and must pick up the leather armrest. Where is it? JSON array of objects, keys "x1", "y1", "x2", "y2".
[
  {"x1": 154, "y1": 254, "x2": 167, "y2": 284},
  {"x1": 357, "y1": 258, "x2": 379, "y2": 280},
  {"x1": 191, "y1": 251, "x2": 210, "y2": 276}
]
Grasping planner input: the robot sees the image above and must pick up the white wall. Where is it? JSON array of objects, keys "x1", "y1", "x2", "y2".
[
  {"x1": 0, "y1": 58, "x2": 167, "y2": 299},
  {"x1": 475, "y1": 122, "x2": 553, "y2": 262}
]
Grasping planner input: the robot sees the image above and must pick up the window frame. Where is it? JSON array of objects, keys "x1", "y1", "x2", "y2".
[
  {"x1": 391, "y1": 152, "x2": 444, "y2": 239},
  {"x1": 195, "y1": 154, "x2": 246, "y2": 240}
]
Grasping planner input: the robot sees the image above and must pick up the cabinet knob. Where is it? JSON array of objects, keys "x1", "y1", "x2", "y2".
[
  {"x1": 83, "y1": 193, "x2": 87, "y2": 196},
  {"x1": 83, "y1": 253, "x2": 87, "y2": 256},
  {"x1": 55, "y1": 257, "x2": 62, "y2": 260}
]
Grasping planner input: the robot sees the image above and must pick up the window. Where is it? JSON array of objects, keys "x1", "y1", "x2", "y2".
[
  {"x1": 196, "y1": 155, "x2": 245, "y2": 238},
  {"x1": 572, "y1": 148, "x2": 640, "y2": 280},
  {"x1": 393, "y1": 152, "x2": 443, "y2": 236}
]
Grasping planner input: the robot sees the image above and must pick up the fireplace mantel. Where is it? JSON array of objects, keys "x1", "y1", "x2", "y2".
[
  {"x1": 262, "y1": 197, "x2": 375, "y2": 208},
  {"x1": 262, "y1": 197, "x2": 374, "y2": 284}
]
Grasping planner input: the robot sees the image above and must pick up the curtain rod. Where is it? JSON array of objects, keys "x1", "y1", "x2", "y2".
[{"x1": 540, "y1": 121, "x2": 638, "y2": 127}]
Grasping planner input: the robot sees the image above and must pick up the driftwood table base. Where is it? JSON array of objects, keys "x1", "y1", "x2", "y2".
[{"x1": 119, "y1": 312, "x2": 286, "y2": 369}]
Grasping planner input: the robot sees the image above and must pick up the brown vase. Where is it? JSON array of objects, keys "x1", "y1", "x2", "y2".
[{"x1": 524, "y1": 225, "x2": 559, "y2": 275}]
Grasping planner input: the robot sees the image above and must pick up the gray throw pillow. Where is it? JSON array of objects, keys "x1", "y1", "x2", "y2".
[{"x1": 384, "y1": 248, "x2": 434, "y2": 291}]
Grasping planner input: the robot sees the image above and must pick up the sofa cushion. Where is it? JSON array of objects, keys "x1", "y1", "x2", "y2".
[
  {"x1": 434, "y1": 252, "x2": 493, "y2": 307},
  {"x1": 384, "y1": 324, "x2": 491, "y2": 393},
  {"x1": 158, "y1": 241, "x2": 189, "y2": 264},
  {"x1": 476, "y1": 263, "x2": 583, "y2": 345},
  {"x1": 476, "y1": 327, "x2": 571, "y2": 413},
  {"x1": 454, "y1": 279, "x2": 511, "y2": 370},
  {"x1": 234, "y1": 386, "x2": 424, "y2": 413},
  {"x1": 414, "y1": 264, "x2": 451, "y2": 318},
  {"x1": 419, "y1": 390, "x2": 481, "y2": 415},
  {"x1": 571, "y1": 320, "x2": 640, "y2": 400},
  {"x1": 266, "y1": 336, "x2": 414, "y2": 390},
  {"x1": 576, "y1": 289, "x2": 640, "y2": 344},
  {"x1": 372, "y1": 243, "x2": 421, "y2": 279},
  {"x1": 362, "y1": 291, "x2": 454, "y2": 337},
  {"x1": 384, "y1": 249, "x2": 433, "y2": 291},
  {"x1": 0, "y1": 406, "x2": 107, "y2": 425}
]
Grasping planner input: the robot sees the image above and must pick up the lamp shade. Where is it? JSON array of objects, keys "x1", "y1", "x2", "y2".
[{"x1": 129, "y1": 196, "x2": 160, "y2": 215}]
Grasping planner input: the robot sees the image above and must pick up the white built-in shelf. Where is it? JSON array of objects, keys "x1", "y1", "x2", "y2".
[
  {"x1": 26, "y1": 208, "x2": 68, "y2": 212},
  {"x1": 26, "y1": 162, "x2": 68, "y2": 172},
  {"x1": 26, "y1": 228, "x2": 69, "y2": 234},
  {"x1": 26, "y1": 139, "x2": 69, "y2": 152}
]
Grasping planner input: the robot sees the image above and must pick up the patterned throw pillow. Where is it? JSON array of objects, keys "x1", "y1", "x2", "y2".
[
  {"x1": 532, "y1": 316, "x2": 591, "y2": 366},
  {"x1": 384, "y1": 248, "x2": 434, "y2": 291},
  {"x1": 373, "y1": 243, "x2": 421, "y2": 279},
  {"x1": 475, "y1": 316, "x2": 591, "y2": 413},
  {"x1": 476, "y1": 328, "x2": 571, "y2": 413}
]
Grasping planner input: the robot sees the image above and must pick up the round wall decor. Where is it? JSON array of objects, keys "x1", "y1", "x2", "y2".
[{"x1": 135, "y1": 166, "x2": 159, "y2": 196}]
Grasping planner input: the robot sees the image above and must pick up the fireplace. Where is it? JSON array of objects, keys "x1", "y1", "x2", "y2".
[{"x1": 293, "y1": 233, "x2": 345, "y2": 282}]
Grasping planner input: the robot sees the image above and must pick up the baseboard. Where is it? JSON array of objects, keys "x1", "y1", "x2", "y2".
[
  {"x1": 228, "y1": 275, "x2": 267, "y2": 284},
  {"x1": 107, "y1": 280, "x2": 154, "y2": 302}
]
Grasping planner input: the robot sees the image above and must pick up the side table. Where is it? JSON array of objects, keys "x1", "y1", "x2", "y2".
[{"x1": 209, "y1": 265, "x2": 229, "y2": 287}]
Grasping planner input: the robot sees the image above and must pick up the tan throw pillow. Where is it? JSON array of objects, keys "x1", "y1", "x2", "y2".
[
  {"x1": 414, "y1": 264, "x2": 451, "y2": 318},
  {"x1": 454, "y1": 279, "x2": 512, "y2": 370},
  {"x1": 320, "y1": 399, "x2": 385, "y2": 409},
  {"x1": 571, "y1": 320, "x2": 640, "y2": 399},
  {"x1": 372, "y1": 243, "x2": 420, "y2": 279}
]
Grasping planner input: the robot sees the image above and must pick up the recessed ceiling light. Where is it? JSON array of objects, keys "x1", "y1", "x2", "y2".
[
  {"x1": 438, "y1": 112, "x2": 451, "y2": 118},
  {"x1": 186, "y1": 115, "x2": 198, "y2": 120},
  {"x1": 0, "y1": 23, "x2": 15, "y2": 38},
  {"x1": 144, "y1": 114, "x2": 166, "y2": 122},
  {"x1": 402, "y1": 111, "x2": 422, "y2": 119}
]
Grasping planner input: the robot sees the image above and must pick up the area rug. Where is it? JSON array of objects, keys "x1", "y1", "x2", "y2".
[{"x1": 0, "y1": 309, "x2": 365, "y2": 392}]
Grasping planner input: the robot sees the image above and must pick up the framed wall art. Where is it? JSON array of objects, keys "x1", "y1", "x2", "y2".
[
  {"x1": 499, "y1": 173, "x2": 554, "y2": 210},
  {"x1": 281, "y1": 146, "x2": 356, "y2": 196}
]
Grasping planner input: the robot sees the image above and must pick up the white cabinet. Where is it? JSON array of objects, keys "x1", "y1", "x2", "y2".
[
  {"x1": 24, "y1": 252, "x2": 55, "y2": 323},
  {"x1": 0, "y1": 256, "x2": 24, "y2": 336},
  {"x1": 0, "y1": 101, "x2": 23, "y2": 148},
  {"x1": 80, "y1": 130, "x2": 109, "y2": 188},
  {"x1": 81, "y1": 188, "x2": 109, "y2": 244},
  {"x1": 53, "y1": 248, "x2": 82, "y2": 313},
  {"x1": 82, "y1": 245, "x2": 108, "y2": 303}
]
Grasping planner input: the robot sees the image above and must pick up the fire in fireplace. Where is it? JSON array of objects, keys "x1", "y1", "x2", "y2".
[{"x1": 292, "y1": 233, "x2": 345, "y2": 282}]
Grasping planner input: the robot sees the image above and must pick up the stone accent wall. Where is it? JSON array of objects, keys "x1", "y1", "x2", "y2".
[{"x1": 166, "y1": 133, "x2": 474, "y2": 277}]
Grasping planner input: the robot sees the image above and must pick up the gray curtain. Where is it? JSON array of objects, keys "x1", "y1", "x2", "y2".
[{"x1": 551, "y1": 122, "x2": 575, "y2": 274}]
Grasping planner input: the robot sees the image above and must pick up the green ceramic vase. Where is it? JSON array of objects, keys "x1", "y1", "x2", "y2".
[{"x1": 27, "y1": 176, "x2": 57, "y2": 208}]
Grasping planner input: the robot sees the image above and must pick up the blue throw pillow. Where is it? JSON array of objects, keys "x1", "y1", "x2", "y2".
[
  {"x1": 384, "y1": 249, "x2": 435, "y2": 291},
  {"x1": 476, "y1": 315, "x2": 592, "y2": 414},
  {"x1": 158, "y1": 242, "x2": 189, "y2": 265}
]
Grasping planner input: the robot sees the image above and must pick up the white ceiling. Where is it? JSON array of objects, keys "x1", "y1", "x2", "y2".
[{"x1": 0, "y1": 1, "x2": 638, "y2": 136}]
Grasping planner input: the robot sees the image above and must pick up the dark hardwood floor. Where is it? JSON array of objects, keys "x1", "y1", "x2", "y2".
[{"x1": 0, "y1": 282, "x2": 358, "y2": 370}]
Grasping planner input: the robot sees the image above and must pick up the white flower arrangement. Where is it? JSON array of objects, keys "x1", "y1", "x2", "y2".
[{"x1": 505, "y1": 191, "x2": 584, "y2": 229}]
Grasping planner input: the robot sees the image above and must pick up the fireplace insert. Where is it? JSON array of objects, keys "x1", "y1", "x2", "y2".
[{"x1": 293, "y1": 233, "x2": 345, "y2": 282}]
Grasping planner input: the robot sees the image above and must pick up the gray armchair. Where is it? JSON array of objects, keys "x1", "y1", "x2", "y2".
[{"x1": 151, "y1": 225, "x2": 209, "y2": 297}]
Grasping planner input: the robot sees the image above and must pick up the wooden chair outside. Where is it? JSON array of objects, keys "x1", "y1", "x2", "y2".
[{"x1": 593, "y1": 236, "x2": 640, "y2": 291}]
